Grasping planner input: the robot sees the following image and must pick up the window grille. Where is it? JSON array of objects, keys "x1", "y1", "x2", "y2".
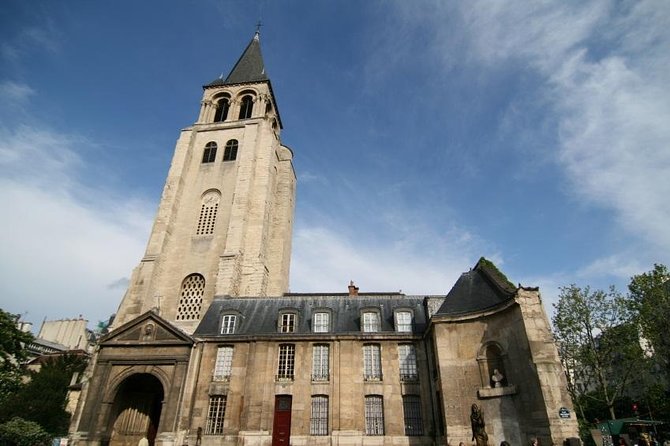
[
  {"x1": 277, "y1": 344, "x2": 295, "y2": 380},
  {"x1": 313, "y1": 312, "x2": 329, "y2": 333},
  {"x1": 395, "y1": 311, "x2": 412, "y2": 332},
  {"x1": 196, "y1": 191, "x2": 220, "y2": 236},
  {"x1": 205, "y1": 395, "x2": 227, "y2": 434},
  {"x1": 220, "y1": 315, "x2": 236, "y2": 334},
  {"x1": 280, "y1": 313, "x2": 296, "y2": 333},
  {"x1": 202, "y1": 142, "x2": 217, "y2": 163},
  {"x1": 363, "y1": 344, "x2": 382, "y2": 381},
  {"x1": 364, "y1": 395, "x2": 384, "y2": 435},
  {"x1": 402, "y1": 395, "x2": 424, "y2": 436},
  {"x1": 213, "y1": 346, "x2": 233, "y2": 381},
  {"x1": 398, "y1": 344, "x2": 418, "y2": 381},
  {"x1": 362, "y1": 312, "x2": 380, "y2": 332},
  {"x1": 239, "y1": 95, "x2": 253, "y2": 119},
  {"x1": 223, "y1": 139, "x2": 238, "y2": 161},
  {"x1": 214, "y1": 99, "x2": 229, "y2": 122},
  {"x1": 310, "y1": 395, "x2": 329, "y2": 436},
  {"x1": 175, "y1": 274, "x2": 205, "y2": 320},
  {"x1": 312, "y1": 344, "x2": 329, "y2": 381}
]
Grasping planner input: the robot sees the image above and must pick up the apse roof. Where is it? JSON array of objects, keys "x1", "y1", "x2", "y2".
[{"x1": 435, "y1": 258, "x2": 517, "y2": 316}]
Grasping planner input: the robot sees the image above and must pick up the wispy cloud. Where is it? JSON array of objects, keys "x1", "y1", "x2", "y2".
[{"x1": 0, "y1": 81, "x2": 35, "y2": 104}]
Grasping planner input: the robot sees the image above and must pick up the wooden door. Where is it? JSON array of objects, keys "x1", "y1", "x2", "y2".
[{"x1": 271, "y1": 395, "x2": 292, "y2": 446}]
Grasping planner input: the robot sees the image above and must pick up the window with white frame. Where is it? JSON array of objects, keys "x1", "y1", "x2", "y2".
[
  {"x1": 279, "y1": 313, "x2": 296, "y2": 333},
  {"x1": 363, "y1": 344, "x2": 382, "y2": 381},
  {"x1": 312, "y1": 344, "x2": 329, "y2": 381},
  {"x1": 362, "y1": 311, "x2": 380, "y2": 332},
  {"x1": 213, "y1": 346, "x2": 233, "y2": 381},
  {"x1": 220, "y1": 315, "x2": 236, "y2": 334},
  {"x1": 313, "y1": 312, "x2": 329, "y2": 333},
  {"x1": 310, "y1": 395, "x2": 329, "y2": 436},
  {"x1": 205, "y1": 395, "x2": 227, "y2": 434},
  {"x1": 277, "y1": 344, "x2": 295, "y2": 380},
  {"x1": 395, "y1": 311, "x2": 413, "y2": 332},
  {"x1": 398, "y1": 344, "x2": 418, "y2": 381},
  {"x1": 364, "y1": 395, "x2": 384, "y2": 435},
  {"x1": 402, "y1": 395, "x2": 424, "y2": 436}
]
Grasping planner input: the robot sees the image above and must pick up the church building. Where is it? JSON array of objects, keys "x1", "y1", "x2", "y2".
[{"x1": 69, "y1": 32, "x2": 579, "y2": 446}]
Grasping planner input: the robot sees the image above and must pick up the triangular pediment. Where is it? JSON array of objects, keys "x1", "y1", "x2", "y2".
[{"x1": 100, "y1": 311, "x2": 194, "y2": 346}]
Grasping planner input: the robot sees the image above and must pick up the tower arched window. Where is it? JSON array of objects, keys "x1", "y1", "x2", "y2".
[
  {"x1": 239, "y1": 95, "x2": 254, "y2": 119},
  {"x1": 202, "y1": 142, "x2": 217, "y2": 163},
  {"x1": 223, "y1": 139, "x2": 238, "y2": 161},
  {"x1": 176, "y1": 273, "x2": 205, "y2": 321},
  {"x1": 214, "y1": 98, "x2": 230, "y2": 122},
  {"x1": 196, "y1": 190, "x2": 221, "y2": 235}
]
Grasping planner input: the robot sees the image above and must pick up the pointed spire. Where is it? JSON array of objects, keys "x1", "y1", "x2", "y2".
[{"x1": 207, "y1": 32, "x2": 269, "y2": 87}]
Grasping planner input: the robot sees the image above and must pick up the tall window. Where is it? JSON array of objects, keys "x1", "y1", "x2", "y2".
[
  {"x1": 239, "y1": 95, "x2": 253, "y2": 119},
  {"x1": 277, "y1": 344, "x2": 295, "y2": 380},
  {"x1": 279, "y1": 313, "x2": 296, "y2": 333},
  {"x1": 175, "y1": 274, "x2": 205, "y2": 321},
  {"x1": 363, "y1": 344, "x2": 382, "y2": 381},
  {"x1": 213, "y1": 346, "x2": 233, "y2": 381},
  {"x1": 310, "y1": 395, "x2": 329, "y2": 436},
  {"x1": 313, "y1": 312, "x2": 329, "y2": 333},
  {"x1": 223, "y1": 139, "x2": 238, "y2": 161},
  {"x1": 395, "y1": 311, "x2": 412, "y2": 332},
  {"x1": 364, "y1": 395, "x2": 384, "y2": 435},
  {"x1": 220, "y1": 315, "x2": 236, "y2": 334},
  {"x1": 312, "y1": 344, "x2": 329, "y2": 381},
  {"x1": 205, "y1": 395, "x2": 227, "y2": 434},
  {"x1": 363, "y1": 311, "x2": 380, "y2": 332},
  {"x1": 402, "y1": 395, "x2": 424, "y2": 436},
  {"x1": 214, "y1": 98, "x2": 229, "y2": 122},
  {"x1": 196, "y1": 191, "x2": 220, "y2": 235},
  {"x1": 398, "y1": 344, "x2": 418, "y2": 381},
  {"x1": 202, "y1": 142, "x2": 217, "y2": 163}
]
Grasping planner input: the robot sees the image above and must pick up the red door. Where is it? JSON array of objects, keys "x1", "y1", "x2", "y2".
[{"x1": 272, "y1": 395, "x2": 292, "y2": 446}]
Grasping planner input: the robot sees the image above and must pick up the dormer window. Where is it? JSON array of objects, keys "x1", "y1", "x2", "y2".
[
  {"x1": 395, "y1": 311, "x2": 413, "y2": 333},
  {"x1": 214, "y1": 98, "x2": 230, "y2": 122},
  {"x1": 239, "y1": 95, "x2": 253, "y2": 119},
  {"x1": 312, "y1": 311, "x2": 330, "y2": 333},
  {"x1": 220, "y1": 314, "x2": 237, "y2": 334},
  {"x1": 362, "y1": 311, "x2": 380, "y2": 333},
  {"x1": 202, "y1": 142, "x2": 217, "y2": 163},
  {"x1": 279, "y1": 312, "x2": 297, "y2": 333}
]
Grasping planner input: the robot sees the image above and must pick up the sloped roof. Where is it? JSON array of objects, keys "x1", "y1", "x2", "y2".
[
  {"x1": 435, "y1": 258, "x2": 517, "y2": 316},
  {"x1": 207, "y1": 32, "x2": 268, "y2": 87},
  {"x1": 194, "y1": 294, "x2": 428, "y2": 337}
]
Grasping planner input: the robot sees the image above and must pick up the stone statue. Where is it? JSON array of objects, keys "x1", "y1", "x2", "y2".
[
  {"x1": 471, "y1": 404, "x2": 489, "y2": 446},
  {"x1": 491, "y1": 369, "x2": 504, "y2": 388}
]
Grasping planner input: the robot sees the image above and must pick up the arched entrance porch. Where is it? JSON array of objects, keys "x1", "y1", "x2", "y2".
[{"x1": 109, "y1": 374, "x2": 164, "y2": 446}]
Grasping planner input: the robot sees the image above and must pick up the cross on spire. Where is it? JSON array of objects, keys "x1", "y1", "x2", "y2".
[{"x1": 255, "y1": 21, "x2": 262, "y2": 34}]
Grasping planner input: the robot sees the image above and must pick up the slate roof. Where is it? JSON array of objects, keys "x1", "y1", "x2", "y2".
[
  {"x1": 435, "y1": 259, "x2": 517, "y2": 316},
  {"x1": 194, "y1": 294, "x2": 428, "y2": 337},
  {"x1": 207, "y1": 32, "x2": 268, "y2": 87}
]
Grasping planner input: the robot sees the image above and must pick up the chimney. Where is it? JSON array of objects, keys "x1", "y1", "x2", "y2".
[{"x1": 348, "y1": 280, "x2": 359, "y2": 296}]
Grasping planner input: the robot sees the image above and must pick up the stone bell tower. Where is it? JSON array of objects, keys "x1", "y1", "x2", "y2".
[{"x1": 113, "y1": 32, "x2": 295, "y2": 333}]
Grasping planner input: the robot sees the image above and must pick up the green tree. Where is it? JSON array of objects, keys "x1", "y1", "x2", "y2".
[
  {"x1": 0, "y1": 417, "x2": 51, "y2": 446},
  {"x1": 628, "y1": 264, "x2": 670, "y2": 379},
  {"x1": 0, "y1": 309, "x2": 32, "y2": 405},
  {"x1": 552, "y1": 285, "x2": 644, "y2": 420},
  {"x1": 0, "y1": 354, "x2": 87, "y2": 436}
]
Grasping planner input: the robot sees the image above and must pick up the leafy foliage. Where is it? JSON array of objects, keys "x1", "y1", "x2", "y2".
[
  {"x1": 0, "y1": 309, "x2": 32, "y2": 405},
  {"x1": 0, "y1": 417, "x2": 51, "y2": 446}
]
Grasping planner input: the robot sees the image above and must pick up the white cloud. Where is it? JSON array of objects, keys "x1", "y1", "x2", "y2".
[{"x1": 0, "y1": 81, "x2": 35, "y2": 104}]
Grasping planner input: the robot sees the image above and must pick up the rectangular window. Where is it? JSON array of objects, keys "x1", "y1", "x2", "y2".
[
  {"x1": 364, "y1": 395, "x2": 384, "y2": 435},
  {"x1": 205, "y1": 395, "x2": 227, "y2": 435},
  {"x1": 395, "y1": 311, "x2": 412, "y2": 332},
  {"x1": 363, "y1": 344, "x2": 382, "y2": 381},
  {"x1": 362, "y1": 312, "x2": 380, "y2": 332},
  {"x1": 310, "y1": 395, "x2": 329, "y2": 436},
  {"x1": 398, "y1": 344, "x2": 418, "y2": 382},
  {"x1": 312, "y1": 344, "x2": 329, "y2": 381},
  {"x1": 313, "y1": 312, "x2": 329, "y2": 333},
  {"x1": 280, "y1": 313, "x2": 296, "y2": 333},
  {"x1": 213, "y1": 346, "x2": 233, "y2": 381},
  {"x1": 277, "y1": 344, "x2": 295, "y2": 380},
  {"x1": 402, "y1": 395, "x2": 424, "y2": 436},
  {"x1": 220, "y1": 315, "x2": 236, "y2": 334}
]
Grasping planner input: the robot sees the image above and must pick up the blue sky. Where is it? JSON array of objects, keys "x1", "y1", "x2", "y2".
[{"x1": 1, "y1": 1, "x2": 668, "y2": 329}]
